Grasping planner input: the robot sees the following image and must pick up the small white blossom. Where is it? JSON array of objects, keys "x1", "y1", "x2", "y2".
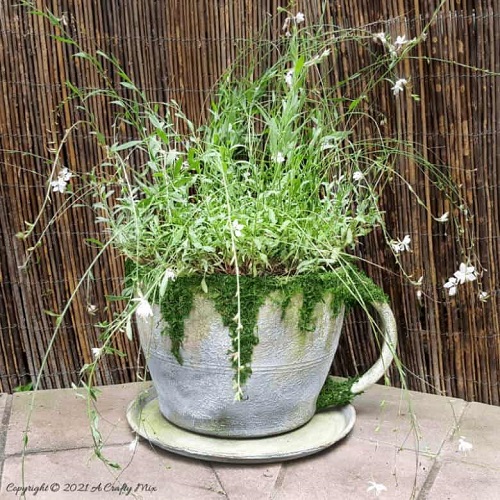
[
  {"x1": 165, "y1": 149, "x2": 180, "y2": 165},
  {"x1": 91, "y1": 347, "x2": 103, "y2": 359},
  {"x1": 353, "y1": 171, "x2": 364, "y2": 181},
  {"x1": 87, "y1": 304, "x2": 98, "y2": 315},
  {"x1": 436, "y1": 212, "x2": 450, "y2": 222},
  {"x1": 373, "y1": 32, "x2": 387, "y2": 45},
  {"x1": 129, "y1": 435, "x2": 139, "y2": 452},
  {"x1": 311, "y1": 49, "x2": 331, "y2": 64},
  {"x1": 394, "y1": 35, "x2": 407, "y2": 48},
  {"x1": 51, "y1": 167, "x2": 73, "y2": 193},
  {"x1": 400, "y1": 235, "x2": 411, "y2": 251},
  {"x1": 295, "y1": 12, "x2": 305, "y2": 24},
  {"x1": 135, "y1": 297, "x2": 153, "y2": 319},
  {"x1": 391, "y1": 235, "x2": 411, "y2": 253},
  {"x1": 444, "y1": 277, "x2": 458, "y2": 296},
  {"x1": 392, "y1": 78, "x2": 408, "y2": 96},
  {"x1": 458, "y1": 436, "x2": 473, "y2": 455},
  {"x1": 454, "y1": 263, "x2": 477, "y2": 285},
  {"x1": 276, "y1": 152, "x2": 286, "y2": 164},
  {"x1": 479, "y1": 291, "x2": 490, "y2": 302},
  {"x1": 285, "y1": 69, "x2": 294, "y2": 87},
  {"x1": 232, "y1": 220, "x2": 244, "y2": 238},
  {"x1": 164, "y1": 268, "x2": 176, "y2": 281},
  {"x1": 59, "y1": 167, "x2": 72, "y2": 181},
  {"x1": 367, "y1": 481, "x2": 387, "y2": 497},
  {"x1": 51, "y1": 178, "x2": 67, "y2": 193}
]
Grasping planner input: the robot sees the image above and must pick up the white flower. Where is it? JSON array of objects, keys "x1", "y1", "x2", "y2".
[
  {"x1": 373, "y1": 32, "x2": 387, "y2": 45},
  {"x1": 458, "y1": 436, "x2": 473, "y2": 455},
  {"x1": 391, "y1": 235, "x2": 411, "y2": 253},
  {"x1": 367, "y1": 481, "x2": 387, "y2": 497},
  {"x1": 310, "y1": 49, "x2": 332, "y2": 64},
  {"x1": 59, "y1": 167, "x2": 72, "y2": 181},
  {"x1": 392, "y1": 78, "x2": 408, "y2": 95},
  {"x1": 436, "y1": 212, "x2": 449, "y2": 222},
  {"x1": 479, "y1": 291, "x2": 490, "y2": 302},
  {"x1": 51, "y1": 168, "x2": 73, "y2": 193},
  {"x1": 285, "y1": 69, "x2": 294, "y2": 87},
  {"x1": 444, "y1": 277, "x2": 458, "y2": 296},
  {"x1": 91, "y1": 347, "x2": 103, "y2": 359},
  {"x1": 51, "y1": 178, "x2": 67, "y2": 193},
  {"x1": 165, "y1": 149, "x2": 180, "y2": 165},
  {"x1": 400, "y1": 235, "x2": 411, "y2": 251},
  {"x1": 232, "y1": 220, "x2": 244, "y2": 238},
  {"x1": 276, "y1": 152, "x2": 286, "y2": 164},
  {"x1": 353, "y1": 171, "x2": 364, "y2": 181},
  {"x1": 87, "y1": 304, "x2": 98, "y2": 315},
  {"x1": 128, "y1": 435, "x2": 139, "y2": 452},
  {"x1": 295, "y1": 12, "x2": 305, "y2": 24},
  {"x1": 454, "y1": 263, "x2": 477, "y2": 285},
  {"x1": 164, "y1": 268, "x2": 176, "y2": 281},
  {"x1": 394, "y1": 35, "x2": 407, "y2": 48},
  {"x1": 135, "y1": 297, "x2": 153, "y2": 319}
]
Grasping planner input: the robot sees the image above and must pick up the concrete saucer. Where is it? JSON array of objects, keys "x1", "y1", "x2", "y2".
[{"x1": 127, "y1": 386, "x2": 356, "y2": 464}]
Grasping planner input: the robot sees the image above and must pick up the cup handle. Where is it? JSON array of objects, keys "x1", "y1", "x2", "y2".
[{"x1": 350, "y1": 301, "x2": 398, "y2": 394}]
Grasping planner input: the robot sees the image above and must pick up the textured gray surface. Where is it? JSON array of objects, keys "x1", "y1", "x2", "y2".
[
  {"x1": 137, "y1": 292, "x2": 398, "y2": 438},
  {"x1": 350, "y1": 301, "x2": 398, "y2": 394},
  {"x1": 127, "y1": 386, "x2": 356, "y2": 463},
  {"x1": 137, "y1": 294, "x2": 346, "y2": 437}
]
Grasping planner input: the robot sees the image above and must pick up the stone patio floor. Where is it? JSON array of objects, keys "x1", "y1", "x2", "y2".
[{"x1": 1, "y1": 382, "x2": 499, "y2": 499}]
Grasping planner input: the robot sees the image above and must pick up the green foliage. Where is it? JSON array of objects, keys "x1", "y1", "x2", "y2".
[
  {"x1": 20, "y1": 5, "x2": 476, "y2": 286},
  {"x1": 31, "y1": 19, "x2": 431, "y2": 277},
  {"x1": 316, "y1": 377, "x2": 359, "y2": 410},
  {"x1": 13, "y1": 382, "x2": 33, "y2": 393}
]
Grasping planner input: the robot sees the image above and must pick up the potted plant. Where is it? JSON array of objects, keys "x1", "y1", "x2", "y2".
[{"x1": 18, "y1": 4, "x2": 477, "y2": 460}]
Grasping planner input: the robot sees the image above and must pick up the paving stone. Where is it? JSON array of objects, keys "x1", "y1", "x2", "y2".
[
  {"x1": 0, "y1": 394, "x2": 10, "y2": 418},
  {"x1": 272, "y1": 436, "x2": 434, "y2": 499},
  {"x1": 438, "y1": 402, "x2": 500, "y2": 469},
  {"x1": 213, "y1": 463, "x2": 281, "y2": 499},
  {"x1": 5, "y1": 382, "x2": 149, "y2": 456},
  {"x1": 424, "y1": 460, "x2": 500, "y2": 500},
  {"x1": 4, "y1": 382, "x2": 500, "y2": 499},
  {"x1": 0, "y1": 442, "x2": 224, "y2": 499},
  {"x1": 0, "y1": 393, "x2": 12, "y2": 472},
  {"x1": 351, "y1": 383, "x2": 465, "y2": 455}
]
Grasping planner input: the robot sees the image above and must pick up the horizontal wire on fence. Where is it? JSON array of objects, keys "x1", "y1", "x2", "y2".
[
  {"x1": 1, "y1": 76, "x2": 497, "y2": 94},
  {"x1": 0, "y1": 366, "x2": 146, "y2": 382},
  {"x1": 3, "y1": 318, "x2": 500, "y2": 337},
  {"x1": 2, "y1": 131, "x2": 499, "y2": 145},
  {"x1": 4, "y1": 369, "x2": 500, "y2": 389},
  {"x1": 0, "y1": 276, "x2": 124, "y2": 287}
]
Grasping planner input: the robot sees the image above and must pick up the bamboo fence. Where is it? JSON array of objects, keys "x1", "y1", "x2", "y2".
[{"x1": 0, "y1": 0, "x2": 498, "y2": 404}]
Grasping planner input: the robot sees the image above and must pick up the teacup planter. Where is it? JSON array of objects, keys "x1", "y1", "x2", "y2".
[{"x1": 128, "y1": 268, "x2": 397, "y2": 460}]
